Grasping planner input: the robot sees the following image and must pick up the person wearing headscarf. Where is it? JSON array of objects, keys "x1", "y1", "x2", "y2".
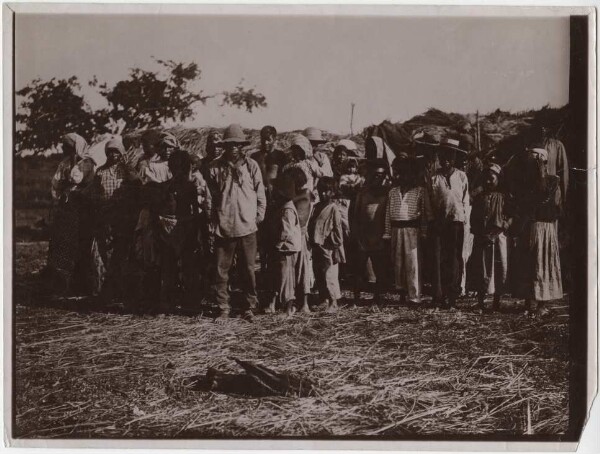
[
  {"x1": 265, "y1": 172, "x2": 303, "y2": 316},
  {"x1": 136, "y1": 130, "x2": 172, "y2": 185},
  {"x1": 282, "y1": 134, "x2": 327, "y2": 197},
  {"x1": 92, "y1": 137, "x2": 135, "y2": 302},
  {"x1": 132, "y1": 130, "x2": 173, "y2": 310},
  {"x1": 515, "y1": 148, "x2": 563, "y2": 317},
  {"x1": 310, "y1": 177, "x2": 346, "y2": 313},
  {"x1": 46, "y1": 133, "x2": 96, "y2": 295},
  {"x1": 159, "y1": 132, "x2": 180, "y2": 161}
]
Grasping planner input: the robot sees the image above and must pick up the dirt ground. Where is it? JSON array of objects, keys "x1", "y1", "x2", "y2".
[{"x1": 12, "y1": 241, "x2": 569, "y2": 439}]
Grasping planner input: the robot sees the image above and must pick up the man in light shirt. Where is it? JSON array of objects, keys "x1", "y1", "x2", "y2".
[
  {"x1": 206, "y1": 124, "x2": 266, "y2": 322},
  {"x1": 429, "y1": 138, "x2": 469, "y2": 310}
]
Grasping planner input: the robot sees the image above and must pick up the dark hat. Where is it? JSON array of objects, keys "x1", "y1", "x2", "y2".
[
  {"x1": 412, "y1": 131, "x2": 440, "y2": 148},
  {"x1": 439, "y1": 137, "x2": 468, "y2": 155},
  {"x1": 221, "y1": 124, "x2": 250, "y2": 145}
]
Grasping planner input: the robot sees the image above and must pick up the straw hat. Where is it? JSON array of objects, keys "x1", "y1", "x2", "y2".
[
  {"x1": 303, "y1": 127, "x2": 327, "y2": 145},
  {"x1": 336, "y1": 139, "x2": 358, "y2": 152},
  {"x1": 528, "y1": 147, "x2": 548, "y2": 162},
  {"x1": 221, "y1": 124, "x2": 250, "y2": 145}
]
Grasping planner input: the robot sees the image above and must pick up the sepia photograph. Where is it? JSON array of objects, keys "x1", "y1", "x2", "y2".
[{"x1": 3, "y1": 3, "x2": 596, "y2": 448}]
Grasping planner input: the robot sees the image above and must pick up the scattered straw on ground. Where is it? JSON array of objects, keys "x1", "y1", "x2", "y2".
[{"x1": 13, "y1": 243, "x2": 569, "y2": 438}]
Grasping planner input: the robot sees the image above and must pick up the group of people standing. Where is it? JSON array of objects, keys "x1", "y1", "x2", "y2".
[{"x1": 44, "y1": 122, "x2": 568, "y2": 320}]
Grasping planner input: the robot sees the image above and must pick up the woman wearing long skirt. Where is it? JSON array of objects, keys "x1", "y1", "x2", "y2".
[
  {"x1": 519, "y1": 148, "x2": 563, "y2": 317},
  {"x1": 46, "y1": 133, "x2": 96, "y2": 295}
]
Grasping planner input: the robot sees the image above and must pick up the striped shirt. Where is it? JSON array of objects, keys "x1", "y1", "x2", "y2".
[{"x1": 384, "y1": 186, "x2": 432, "y2": 238}]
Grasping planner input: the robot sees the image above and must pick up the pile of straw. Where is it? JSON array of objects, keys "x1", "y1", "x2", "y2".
[
  {"x1": 364, "y1": 105, "x2": 570, "y2": 162},
  {"x1": 14, "y1": 241, "x2": 569, "y2": 439}
]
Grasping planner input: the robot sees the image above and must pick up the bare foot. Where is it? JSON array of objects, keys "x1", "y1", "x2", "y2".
[
  {"x1": 536, "y1": 305, "x2": 550, "y2": 318},
  {"x1": 264, "y1": 303, "x2": 276, "y2": 314},
  {"x1": 316, "y1": 299, "x2": 330, "y2": 311},
  {"x1": 243, "y1": 310, "x2": 255, "y2": 322},
  {"x1": 215, "y1": 311, "x2": 230, "y2": 324},
  {"x1": 286, "y1": 306, "x2": 296, "y2": 317},
  {"x1": 300, "y1": 304, "x2": 311, "y2": 314},
  {"x1": 326, "y1": 302, "x2": 339, "y2": 313}
]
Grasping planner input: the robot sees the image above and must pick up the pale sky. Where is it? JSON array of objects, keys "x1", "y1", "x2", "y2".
[{"x1": 15, "y1": 13, "x2": 570, "y2": 134}]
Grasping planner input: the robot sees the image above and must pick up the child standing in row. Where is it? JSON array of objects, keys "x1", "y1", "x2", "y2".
[
  {"x1": 384, "y1": 154, "x2": 432, "y2": 305},
  {"x1": 310, "y1": 177, "x2": 346, "y2": 313},
  {"x1": 267, "y1": 173, "x2": 303, "y2": 316},
  {"x1": 469, "y1": 163, "x2": 511, "y2": 313},
  {"x1": 351, "y1": 159, "x2": 389, "y2": 305}
]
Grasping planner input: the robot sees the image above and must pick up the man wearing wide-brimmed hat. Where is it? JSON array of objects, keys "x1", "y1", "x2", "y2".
[
  {"x1": 429, "y1": 137, "x2": 470, "y2": 310},
  {"x1": 206, "y1": 124, "x2": 266, "y2": 322}
]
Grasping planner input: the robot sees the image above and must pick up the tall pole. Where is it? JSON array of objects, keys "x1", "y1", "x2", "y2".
[
  {"x1": 350, "y1": 103, "x2": 355, "y2": 136},
  {"x1": 476, "y1": 110, "x2": 481, "y2": 154}
]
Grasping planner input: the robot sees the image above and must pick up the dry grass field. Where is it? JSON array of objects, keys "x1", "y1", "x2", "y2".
[{"x1": 12, "y1": 241, "x2": 569, "y2": 439}]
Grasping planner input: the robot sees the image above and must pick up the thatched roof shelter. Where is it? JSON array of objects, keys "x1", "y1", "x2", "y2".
[{"x1": 363, "y1": 105, "x2": 570, "y2": 164}]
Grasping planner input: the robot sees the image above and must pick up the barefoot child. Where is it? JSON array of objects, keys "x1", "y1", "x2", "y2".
[
  {"x1": 266, "y1": 174, "x2": 302, "y2": 316},
  {"x1": 384, "y1": 153, "x2": 432, "y2": 305},
  {"x1": 351, "y1": 159, "x2": 389, "y2": 305},
  {"x1": 470, "y1": 163, "x2": 511, "y2": 312},
  {"x1": 310, "y1": 177, "x2": 345, "y2": 312}
]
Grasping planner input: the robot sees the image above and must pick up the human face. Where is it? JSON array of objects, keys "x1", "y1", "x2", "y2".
[
  {"x1": 261, "y1": 134, "x2": 275, "y2": 153},
  {"x1": 105, "y1": 149, "x2": 122, "y2": 166},
  {"x1": 62, "y1": 140, "x2": 76, "y2": 157},
  {"x1": 439, "y1": 151, "x2": 455, "y2": 172},
  {"x1": 319, "y1": 188, "x2": 334, "y2": 203},
  {"x1": 223, "y1": 143, "x2": 244, "y2": 162},
  {"x1": 334, "y1": 148, "x2": 348, "y2": 165},
  {"x1": 291, "y1": 146, "x2": 306, "y2": 163},
  {"x1": 142, "y1": 142, "x2": 158, "y2": 158},
  {"x1": 162, "y1": 146, "x2": 176, "y2": 160},
  {"x1": 483, "y1": 171, "x2": 499, "y2": 191},
  {"x1": 347, "y1": 163, "x2": 358, "y2": 175},
  {"x1": 370, "y1": 167, "x2": 387, "y2": 189},
  {"x1": 395, "y1": 167, "x2": 411, "y2": 187}
]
